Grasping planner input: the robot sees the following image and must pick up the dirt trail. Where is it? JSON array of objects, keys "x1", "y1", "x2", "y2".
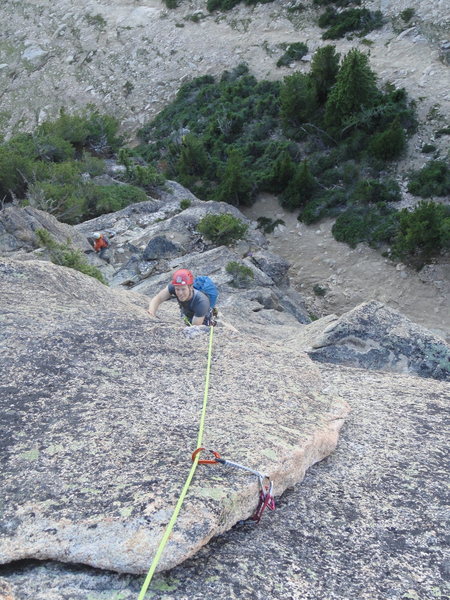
[{"x1": 243, "y1": 194, "x2": 450, "y2": 342}]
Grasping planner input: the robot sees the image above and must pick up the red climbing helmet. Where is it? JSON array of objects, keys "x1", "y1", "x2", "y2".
[{"x1": 172, "y1": 268, "x2": 194, "y2": 286}]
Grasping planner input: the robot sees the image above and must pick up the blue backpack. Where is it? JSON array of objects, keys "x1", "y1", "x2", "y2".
[{"x1": 194, "y1": 276, "x2": 218, "y2": 308}]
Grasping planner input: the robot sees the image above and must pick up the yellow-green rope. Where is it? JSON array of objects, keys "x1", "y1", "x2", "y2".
[{"x1": 137, "y1": 325, "x2": 215, "y2": 599}]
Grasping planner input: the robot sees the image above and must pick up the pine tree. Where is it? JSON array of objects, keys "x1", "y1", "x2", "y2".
[
  {"x1": 325, "y1": 49, "x2": 378, "y2": 129},
  {"x1": 280, "y1": 73, "x2": 318, "y2": 133},
  {"x1": 310, "y1": 45, "x2": 340, "y2": 104},
  {"x1": 281, "y1": 160, "x2": 316, "y2": 211},
  {"x1": 214, "y1": 148, "x2": 253, "y2": 206},
  {"x1": 369, "y1": 118, "x2": 406, "y2": 161},
  {"x1": 267, "y1": 150, "x2": 296, "y2": 194},
  {"x1": 177, "y1": 134, "x2": 208, "y2": 176}
]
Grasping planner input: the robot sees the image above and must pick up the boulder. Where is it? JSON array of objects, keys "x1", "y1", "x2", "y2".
[
  {"x1": 0, "y1": 206, "x2": 90, "y2": 254},
  {"x1": 142, "y1": 236, "x2": 182, "y2": 261},
  {"x1": 250, "y1": 249, "x2": 290, "y2": 287},
  {"x1": 292, "y1": 300, "x2": 450, "y2": 381},
  {"x1": 0, "y1": 257, "x2": 348, "y2": 574}
]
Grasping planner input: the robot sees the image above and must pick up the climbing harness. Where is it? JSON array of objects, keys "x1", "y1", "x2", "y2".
[
  {"x1": 138, "y1": 323, "x2": 275, "y2": 599},
  {"x1": 192, "y1": 448, "x2": 275, "y2": 523}
]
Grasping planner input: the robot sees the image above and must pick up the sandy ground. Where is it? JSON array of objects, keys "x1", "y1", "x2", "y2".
[{"x1": 243, "y1": 194, "x2": 450, "y2": 343}]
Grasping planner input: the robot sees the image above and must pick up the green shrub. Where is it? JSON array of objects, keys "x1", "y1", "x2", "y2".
[
  {"x1": 178, "y1": 134, "x2": 209, "y2": 176},
  {"x1": 38, "y1": 108, "x2": 123, "y2": 156},
  {"x1": 197, "y1": 213, "x2": 248, "y2": 245},
  {"x1": 86, "y1": 184, "x2": 148, "y2": 218},
  {"x1": 408, "y1": 160, "x2": 450, "y2": 197},
  {"x1": 276, "y1": 42, "x2": 308, "y2": 68},
  {"x1": 332, "y1": 203, "x2": 399, "y2": 248},
  {"x1": 214, "y1": 148, "x2": 254, "y2": 206},
  {"x1": 299, "y1": 189, "x2": 347, "y2": 224},
  {"x1": 391, "y1": 201, "x2": 450, "y2": 268},
  {"x1": 400, "y1": 8, "x2": 415, "y2": 22},
  {"x1": 313, "y1": 283, "x2": 327, "y2": 296},
  {"x1": 280, "y1": 73, "x2": 318, "y2": 132},
  {"x1": 35, "y1": 229, "x2": 106, "y2": 284},
  {"x1": 128, "y1": 164, "x2": 165, "y2": 189},
  {"x1": 180, "y1": 198, "x2": 192, "y2": 210},
  {"x1": 0, "y1": 147, "x2": 35, "y2": 200},
  {"x1": 78, "y1": 153, "x2": 106, "y2": 176},
  {"x1": 260, "y1": 150, "x2": 296, "y2": 194},
  {"x1": 368, "y1": 118, "x2": 406, "y2": 161},
  {"x1": 226, "y1": 261, "x2": 255, "y2": 287},
  {"x1": 319, "y1": 7, "x2": 384, "y2": 40},
  {"x1": 324, "y1": 49, "x2": 378, "y2": 129},
  {"x1": 27, "y1": 182, "x2": 86, "y2": 223},
  {"x1": 32, "y1": 134, "x2": 76, "y2": 162},
  {"x1": 281, "y1": 161, "x2": 317, "y2": 210},
  {"x1": 350, "y1": 178, "x2": 401, "y2": 204},
  {"x1": 310, "y1": 44, "x2": 340, "y2": 103},
  {"x1": 421, "y1": 144, "x2": 436, "y2": 154}
]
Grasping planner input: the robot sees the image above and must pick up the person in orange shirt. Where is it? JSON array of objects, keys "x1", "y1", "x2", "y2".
[{"x1": 92, "y1": 232, "x2": 110, "y2": 260}]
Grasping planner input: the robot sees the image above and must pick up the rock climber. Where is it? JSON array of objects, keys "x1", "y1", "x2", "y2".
[
  {"x1": 92, "y1": 232, "x2": 110, "y2": 260},
  {"x1": 148, "y1": 268, "x2": 215, "y2": 326}
]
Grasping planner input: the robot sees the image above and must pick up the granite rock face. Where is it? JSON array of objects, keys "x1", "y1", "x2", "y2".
[
  {"x1": 1, "y1": 363, "x2": 448, "y2": 600},
  {"x1": 0, "y1": 256, "x2": 348, "y2": 574},
  {"x1": 0, "y1": 206, "x2": 91, "y2": 254},
  {"x1": 292, "y1": 300, "x2": 450, "y2": 381}
]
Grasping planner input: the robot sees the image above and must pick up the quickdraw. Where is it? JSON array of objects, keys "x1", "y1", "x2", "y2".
[{"x1": 192, "y1": 447, "x2": 276, "y2": 523}]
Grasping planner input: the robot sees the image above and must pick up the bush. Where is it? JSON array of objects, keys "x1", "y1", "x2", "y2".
[
  {"x1": 319, "y1": 8, "x2": 384, "y2": 40},
  {"x1": 260, "y1": 150, "x2": 296, "y2": 194},
  {"x1": 180, "y1": 198, "x2": 192, "y2": 210},
  {"x1": 86, "y1": 184, "x2": 148, "y2": 218},
  {"x1": 214, "y1": 148, "x2": 255, "y2": 206},
  {"x1": 299, "y1": 189, "x2": 347, "y2": 224},
  {"x1": 36, "y1": 229, "x2": 106, "y2": 284},
  {"x1": 400, "y1": 8, "x2": 415, "y2": 22},
  {"x1": 408, "y1": 160, "x2": 450, "y2": 197},
  {"x1": 276, "y1": 42, "x2": 308, "y2": 68},
  {"x1": 280, "y1": 73, "x2": 317, "y2": 132},
  {"x1": 391, "y1": 201, "x2": 450, "y2": 268},
  {"x1": 421, "y1": 144, "x2": 436, "y2": 154},
  {"x1": 281, "y1": 161, "x2": 317, "y2": 210},
  {"x1": 324, "y1": 49, "x2": 378, "y2": 129},
  {"x1": 332, "y1": 203, "x2": 399, "y2": 248},
  {"x1": 38, "y1": 108, "x2": 123, "y2": 156},
  {"x1": 313, "y1": 283, "x2": 327, "y2": 296},
  {"x1": 226, "y1": 261, "x2": 255, "y2": 287},
  {"x1": 0, "y1": 147, "x2": 35, "y2": 200},
  {"x1": 368, "y1": 118, "x2": 406, "y2": 161},
  {"x1": 350, "y1": 178, "x2": 401, "y2": 204},
  {"x1": 197, "y1": 213, "x2": 248, "y2": 245},
  {"x1": 310, "y1": 45, "x2": 340, "y2": 103}
]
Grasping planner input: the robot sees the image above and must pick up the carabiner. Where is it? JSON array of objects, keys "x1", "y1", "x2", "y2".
[{"x1": 192, "y1": 447, "x2": 222, "y2": 464}]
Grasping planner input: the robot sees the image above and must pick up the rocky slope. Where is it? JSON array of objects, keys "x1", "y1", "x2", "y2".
[
  {"x1": 0, "y1": 255, "x2": 349, "y2": 574},
  {"x1": 1, "y1": 0, "x2": 449, "y2": 167},
  {"x1": 1, "y1": 363, "x2": 448, "y2": 599}
]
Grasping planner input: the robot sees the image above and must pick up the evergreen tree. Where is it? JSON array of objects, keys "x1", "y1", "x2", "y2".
[
  {"x1": 391, "y1": 201, "x2": 450, "y2": 268},
  {"x1": 280, "y1": 73, "x2": 318, "y2": 134},
  {"x1": 267, "y1": 150, "x2": 296, "y2": 193},
  {"x1": 214, "y1": 148, "x2": 254, "y2": 206},
  {"x1": 177, "y1": 134, "x2": 208, "y2": 176},
  {"x1": 324, "y1": 49, "x2": 378, "y2": 129},
  {"x1": 281, "y1": 160, "x2": 316, "y2": 211},
  {"x1": 310, "y1": 45, "x2": 340, "y2": 104},
  {"x1": 369, "y1": 118, "x2": 406, "y2": 161}
]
